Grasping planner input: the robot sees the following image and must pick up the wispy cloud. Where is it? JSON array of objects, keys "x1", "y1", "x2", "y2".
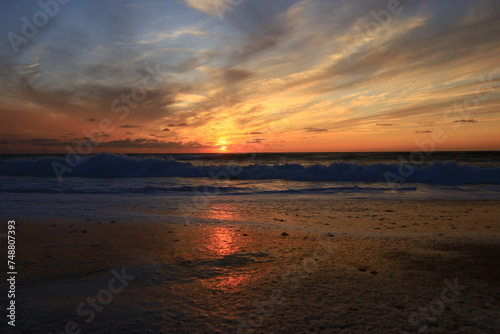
[
  {"x1": 1, "y1": 0, "x2": 499, "y2": 152},
  {"x1": 304, "y1": 127, "x2": 328, "y2": 133},
  {"x1": 453, "y1": 119, "x2": 478, "y2": 123},
  {"x1": 120, "y1": 124, "x2": 142, "y2": 128}
]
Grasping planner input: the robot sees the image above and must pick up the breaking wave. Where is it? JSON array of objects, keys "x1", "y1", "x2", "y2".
[{"x1": 1, "y1": 153, "x2": 499, "y2": 185}]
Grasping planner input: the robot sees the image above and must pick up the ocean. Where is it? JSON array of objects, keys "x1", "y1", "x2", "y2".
[
  {"x1": 1, "y1": 151, "x2": 500, "y2": 221},
  {"x1": 3, "y1": 152, "x2": 500, "y2": 334},
  {"x1": 1, "y1": 151, "x2": 500, "y2": 190},
  {"x1": 0, "y1": 152, "x2": 500, "y2": 220}
]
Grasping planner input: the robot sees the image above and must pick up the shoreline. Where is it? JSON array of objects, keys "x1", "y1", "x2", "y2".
[{"x1": 5, "y1": 198, "x2": 500, "y2": 333}]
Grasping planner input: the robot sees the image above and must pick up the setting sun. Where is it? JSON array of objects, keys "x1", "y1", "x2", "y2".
[{"x1": 217, "y1": 140, "x2": 228, "y2": 152}]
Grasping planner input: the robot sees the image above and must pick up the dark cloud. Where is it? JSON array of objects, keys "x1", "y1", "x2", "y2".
[
  {"x1": 453, "y1": 119, "x2": 478, "y2": 123},
  {"x1": 223, "y1": 68, "x2": 255, "y2": 84},
  {"x1": 0, "y1": 139, "x2": 9, "y2": 144},
  {"x1": 376, "y1": 124, "x2": 399, "y2": 127},
  {"x1": 162, "y1": 128, "x2": 170, "y2": 132},
  {"x1": 223, "y1": 3, "x2": 295, "y2": 67},
  {"x1": 100, "y1": 138, "x2": 211, "y2": 149},
  {"x1": 305, "y1": 127, "x2": 328, "y2": 132},
  {"x1": 87, "y1": 118, "x2": 97, "y2": 122},
  {"x1": 247, "y1": 138, "x2": 265, "y2": 144},
  {"x1": 415, "y1": 130, "x2": 433, "y2": 134},
  {"x1": 13, "y1": 138, "x2": 78, "y2": 146},
  {"x1": 120, "y1": 124, "x2": 141, "y2": 128},
  {"x1": 8, "y1": 137, "x2": 211, "y2": 149},
  {"x1": 244, "y1": 131, "x2": 263, "y2": 135}
]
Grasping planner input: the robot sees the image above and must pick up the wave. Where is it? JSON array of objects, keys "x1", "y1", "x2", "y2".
[
  {"x1": 1, "y1": 153, "x2": 499, "y2": 185},
  {"x1": 0, "y1": 185, "x2": 245, "y2": 194},
  {"x1": 172, "y1": 154, "x2": 224, "y2": 161},
  {"x1": 0, "y1": 185, "x2": 417, "y2": 194}
]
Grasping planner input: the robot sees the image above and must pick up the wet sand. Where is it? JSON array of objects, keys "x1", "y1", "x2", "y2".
[{"x1": 9, "y1": 198, "x2": 500, "y2": 333}]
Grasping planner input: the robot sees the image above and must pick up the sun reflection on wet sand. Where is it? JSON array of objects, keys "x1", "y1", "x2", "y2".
[
  {"x1": 197, "y1": 203, "x2": 258, "y2": 292},
  {"x1": 202, "y1": 203, "x2": 243, "y2": 256},
  {"x1": 206, "y1": 226, "x2": 239, "y2": 256},
  {"x1": 204, "y1": 273, "x2": 252, "y2": 292},
  {"x1": 203, "y1": 202, "x2": 240, "y2": 221}
]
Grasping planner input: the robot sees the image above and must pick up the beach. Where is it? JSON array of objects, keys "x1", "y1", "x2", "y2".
[
  {"x1": 6, "y1": 195, "x2": 500, "y2": 333},
  {"x1": 2, "y1": 0, "x2": 500, "y2": 331}
]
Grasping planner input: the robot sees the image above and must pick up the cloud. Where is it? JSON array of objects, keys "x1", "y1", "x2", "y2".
[
  {"x1": 100, "y1": 138, "x2": 211, "y2": 149},
  {"x1": 415, "y1": 130, "x2": 433, "y2": 134},
  {"x1": 453, "y1": 119, "x2": 478, "y2": 123},
  {"x1": 162, "y1": 128, "x2": 170, "y2": 132},
  {"x1": 223, "y1": 68, "x2": 255, "y2": 84},
  {"x1": 1, "y1": 0, "x2": 500, "y2": 153},
  {"x1": 247, "y1": 138, "x2": 265, "y2": 144},
  {"x1": 13, "y1": 138, "x2": 78, "y2": 146},
  {"x1": 9, "y1": 137, "x2": 212, "y2": 149},
  {"x1": 304, "y1": 127, "x2": 328, "y2": 132},
  {"x1": 0, "y1": 139, "x2": 9, "y2": 144},
  {"x1": 184, "y1": 0, "x2": 219, "y2": 17}
]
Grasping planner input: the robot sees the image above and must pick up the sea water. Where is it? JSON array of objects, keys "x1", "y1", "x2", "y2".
[{"x1": 1, "y1": 152, "x2": 499, "y2": 221}]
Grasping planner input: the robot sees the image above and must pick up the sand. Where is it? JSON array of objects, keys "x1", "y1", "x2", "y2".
[{"x1": 7, "y1": 198, "x2": 500, "y2": 333}]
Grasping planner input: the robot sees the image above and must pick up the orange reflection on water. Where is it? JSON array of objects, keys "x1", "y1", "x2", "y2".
[
  {"x1": 206, "y1": 226, "x2": 239, "y2": 256},
  {"x1": 204, "y1": 203, "x2": 243, "y2": 256},
  {"x1": 204, "y1": 203, "x2": 240, "y2": 221},
  {"x1": 200, "y1": 203, "x2": 253, "y2": 292},
  {"x1": 208, "y1": 273, "x2": 251, "y2": 292}
]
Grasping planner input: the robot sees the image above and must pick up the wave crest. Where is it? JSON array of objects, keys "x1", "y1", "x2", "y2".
[{"x1": 1, "y1": 153, "x2": 499, "y2": 185}]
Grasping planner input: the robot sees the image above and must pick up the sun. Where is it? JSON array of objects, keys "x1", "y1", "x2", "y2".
[{"x1": 217, "y1": 140, "x2": 228, "y2": 152}]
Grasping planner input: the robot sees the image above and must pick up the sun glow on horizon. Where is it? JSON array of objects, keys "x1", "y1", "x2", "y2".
[
  {"x1": 1, "y1": 1, "x2": 500, "y2": 154},
  {"x1": 217, "y1": 140, "x2": 228, "y2": 152}
]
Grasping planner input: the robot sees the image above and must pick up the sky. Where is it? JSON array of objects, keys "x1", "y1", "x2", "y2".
[{"x1": 0, "y1": 0, "x2": 499, "y2": 154}]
